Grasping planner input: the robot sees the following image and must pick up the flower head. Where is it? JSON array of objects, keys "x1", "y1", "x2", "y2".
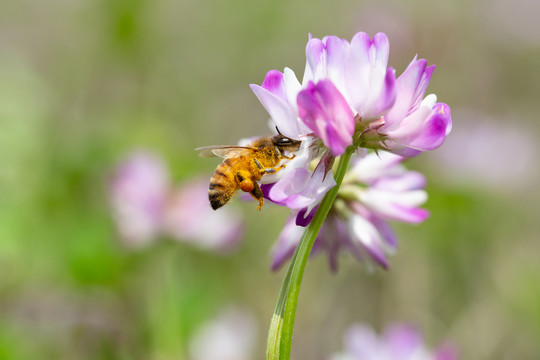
[
  {"x1": 271, "y1": 151, "x2": 428, "y2": 271},
  {"x1": 247, "y1": 31, "x2": 450, "y2": 239},
  {"x1": 252, "y1": 32, "x2": 451, "y2": 158},
  {"x1": 109, "y1": 151, "x2": 170, "y2": 247},
  {"x1": 332, "y1": 324, "x2": 459, "y2": 360},
  {"x1": 163, "y1": 179, "x2": 244, "y2": 252},
  {"x1": 109, "y1": 151, "x2": 244, "y2": 251}
]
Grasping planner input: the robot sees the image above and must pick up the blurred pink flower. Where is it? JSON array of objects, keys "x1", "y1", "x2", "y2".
[
  {"x1": 189, "y1": 307, "x2": 257, "y2": 360},
  {"x1": 426, "y1": 110, "x2": 539, "y2": 192},
  {"x1": 163, "y1": 180, "x2": 244, "y2": 252},
  {"x1": 109, "y1": 152, "x2": 169, "y2": 248},
  {"x1": 109, "y1": 151, "x2": 244, "y2": 251},
  {"x1": 332, "y1": 324, "x2": 458, "y2": 360}
]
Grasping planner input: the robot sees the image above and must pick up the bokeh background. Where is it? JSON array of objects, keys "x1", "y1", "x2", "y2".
[{"x1": 1, "y1": 0, "x2": 540, "y2": 359}]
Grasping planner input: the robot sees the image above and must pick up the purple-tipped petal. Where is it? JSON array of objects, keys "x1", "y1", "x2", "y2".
[
  {"x1": 386, "y1": 96, "x2": 451, "y2": 152},
  {"x1": 395, "y1": 103, "x2": 451, "y2": 151},
  {"x1": 325, "y1": 35, "x2": 350, "y2": 95},
  {"x1": 346, "y1": 32, "x2": 395, "y2": 118},
  {"x1": 436, "y1": 102, "x2": 453, "y2": 135},
  {"x1": 297, "y1": 80, "x2": 355, "y2": 156},
  {"x1": 349, "y1": 214, "x2": 389, "y2": 269},
  {"x1": 250, "y1": 84, "x2": 302, "y2": 138},
  {"x1": 365, "y1": 67, "x2": 397, "y2": 119},
  {"x1": 385, "y1": 59, "x2": 431, "y2": 129},
  {"x1": 268, "y1": 162, "x2": 336, "y2": 211},
  {"x1": 359, "y1": 188, "x2": 429, "y2": 223},
  {"x1": 347, "y1": 32, "x2": 375, "y2": 113},
  {"x1": 369, "y1": 214, "x2": 398, "y2": 249},
  {"x1": 261, "y1": 69, "x2": 287, "y2": 102},
  {"x1": 267, "y1": 168, "x2": 313, "y2": 208},
  {"x1": 296, "y1": 205, "x2": 318, "y2": 226},
  {"x1": 305, "y1": 37, "x2": 326, "y2": 82},
  {"x1": 372, "y1": 32, "x2": 391, "y2": 67}
]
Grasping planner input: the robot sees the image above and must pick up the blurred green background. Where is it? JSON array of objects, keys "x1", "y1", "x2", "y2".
[{"x1": 1, "y1": 0, "x2": 540, "y2": 359}]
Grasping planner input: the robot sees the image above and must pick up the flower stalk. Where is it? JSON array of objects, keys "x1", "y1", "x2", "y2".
[{"x1": 266, "y1": 146, "x2": 354, "y2": 360}]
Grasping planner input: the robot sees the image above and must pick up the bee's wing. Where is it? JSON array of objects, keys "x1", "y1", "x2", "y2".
[{"x1": 195, "y1": 145, "x2": 257, "y2": 158}]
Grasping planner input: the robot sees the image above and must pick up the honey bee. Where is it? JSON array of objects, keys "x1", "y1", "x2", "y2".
[{"x1": 197, "y1": 132, "x2": 301, "y2": 211}]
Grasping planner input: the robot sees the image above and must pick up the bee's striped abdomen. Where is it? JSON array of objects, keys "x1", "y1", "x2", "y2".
[{"x1": 208, "y1": 162, "x2": 236, "y2": 210}]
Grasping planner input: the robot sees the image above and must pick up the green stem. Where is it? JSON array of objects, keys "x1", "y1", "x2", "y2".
[{"x1": 266, "y1": 146, "x2": 354, "y2": 360}]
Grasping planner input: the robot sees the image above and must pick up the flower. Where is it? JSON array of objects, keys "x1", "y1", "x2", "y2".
[
  {"x1": 426, "y1": 109, "x2": 539, "y2": 192},
  {"x1": 109, "y1": 151, "x2": 244, "y2": 251},
  {"x1": 331, "y1": 323, "x2": 458, "y2": 360},
  {"x1": 188, "y1": 307, "x2": 257, "y2": 360},
  {"x1": 371, "y1": 58, "x2": 452, "y2": 156},
  {"x1": 297, "y1": 79, "x2": 355, "y2": 156},
  {"x1": 109, "y1": 151, "x2": 170, "y2": 248},
  {"x1": 163, "y1": 180, "x2": 244, "y2": 252},
  {"x1": 262, "y1": 150, "x2": 336, "y2": 225},
  {"x1": 251, "y1": 32, "x2": 452, "y2": 158},
  {"x1": 249, "y1": 31, "x2": 450, "y2": 232},
  {"x1": 271, "y1": 151, "x2": 428, "y2": 271}
]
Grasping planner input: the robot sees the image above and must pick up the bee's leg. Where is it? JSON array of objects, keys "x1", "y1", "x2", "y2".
[
  {"x1": 249, "y1": 182, "x2": 264, "y2": 211},
  {"x1": 254, "y1": 158, "x2": 264, "y2": 170},
  {"x1": 236, "y1": 171, "x2": 255, "y2": 193},
  {"x1": 263, "y1": 164, "x2": 287, "y2": 174},
  {"x1": 282, "y1": 153, "x2": 297, "y2": 160},
  {"x1": 254, "y1": 158, "x2": 287, "y2": 176}
]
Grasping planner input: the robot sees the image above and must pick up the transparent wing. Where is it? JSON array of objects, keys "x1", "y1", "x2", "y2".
[{"x1": 195, "y1": 145, "x2": 257, "y2": 158}]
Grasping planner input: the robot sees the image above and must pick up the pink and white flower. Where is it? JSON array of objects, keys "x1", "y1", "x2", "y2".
[
  {"x1": 163, "y1": 180, "x2": 244, "y2": 252},
  {"x1": 332, "y1": 324, "x2": 458, "y2": 360},
  {"x1": 271, "y1": 152, "x2": 428, "y2": 271},
  {"x1": 249, "y1": 31, "x2": 450, "y2": 229},
  {"x1": 109, "y1": 152, "x2": 170, "y2": 248},
  {"x1": 109, "y1": 151, "x2": 244, "y2": 251},
  {"x1": 251, "y1": 32, "x2": 452, "y2": 158}
]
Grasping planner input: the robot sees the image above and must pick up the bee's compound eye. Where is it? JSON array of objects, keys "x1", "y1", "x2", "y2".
[
  {"x1": 276, "y1": 137, "x2": 292, "y2": 145},
  {"x1": 259, "y1": 145, "x2": 265, "y2": 149}
]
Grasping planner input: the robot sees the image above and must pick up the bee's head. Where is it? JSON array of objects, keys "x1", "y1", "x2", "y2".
[{"x1": 273, "y1": 133, "x2": 301, "y2": 153}]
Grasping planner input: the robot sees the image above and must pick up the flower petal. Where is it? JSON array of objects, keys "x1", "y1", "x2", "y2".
[
  {"x1": 399, "y1": 102, "x2": 452, "y2": 151},
  {"x1": 346, "y1": 32, "x2": 395, "y2": 118},
  {"x1": 109, "y1": 151, "x2": 169, "y2": 247},
  {"x1": 297, "y1": 80, "x2": 355, "y2": 155},
  {"x1": 163, "y1": 180, "x2": 244, "y2": 252},
  {"x1": 359, "y1": 189, "x2": 429, "y2": 223},
  {"x1": 325, "y1": 35, "x2": 350, "y2": 97},
  {"x1": 384, "y1": 58, "x2": 435, "y2": 129},
  {"x1": 296, "y1": 205, "x2": 318, "y2": 226},
  {"x1": 261, "y1": 69, "x2": 287, "y2": 102},
  {"x1": 348, "y1": 214, "x2": 389, "y2": 268},
  {"x1": 250, "y1": 84, "x2": 303, "y2": 138},
  {"x1": 268, "y1": 162, "x2": 336, "y2": 211},
  {"x1": 305, "y1": 36, "x2": 326, "y2": 82}
]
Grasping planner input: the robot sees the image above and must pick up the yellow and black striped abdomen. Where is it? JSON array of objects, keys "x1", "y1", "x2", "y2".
[{"x1": 208, "y1": 158, "x2": 240, "y2": 210}]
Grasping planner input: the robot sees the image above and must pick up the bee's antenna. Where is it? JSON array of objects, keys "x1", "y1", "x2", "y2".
[{"x1": 275, "y1": 126, "x2": 283, "y2": 135}]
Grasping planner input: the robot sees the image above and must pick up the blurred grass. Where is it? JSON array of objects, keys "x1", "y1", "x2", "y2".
[{"x1": 1, "y1": 0, "x2": 539, "y2": 359}]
